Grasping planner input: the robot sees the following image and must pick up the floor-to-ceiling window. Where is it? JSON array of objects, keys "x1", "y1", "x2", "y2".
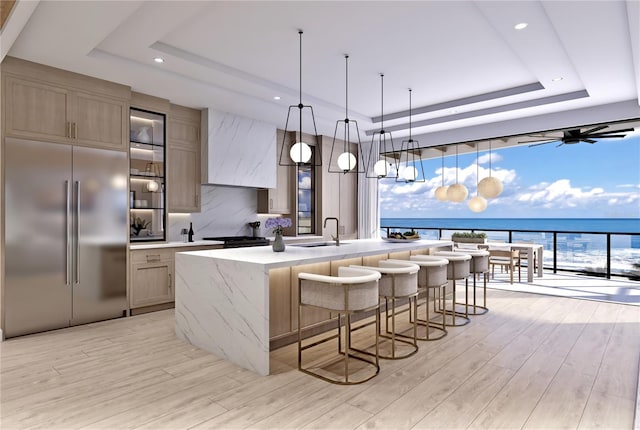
[{"x1": 297, "y1": 165, "x2": 314, "y2": 234}]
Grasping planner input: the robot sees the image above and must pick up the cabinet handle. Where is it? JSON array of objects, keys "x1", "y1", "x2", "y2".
[
  {"x1": 73, "y1": 122, "x2": 78, "y2": 139},
  {"x1": 67, "y1": 122, "x2": 71, "y2": 138},
  {"x1": 146, "y1": 254, "x2": 161, "y2": 262},
  {"x1": 168, "y1": 273, "x2": 172, "y2": 288},
  {"x1": 270, "y1": 198, "x2": 273, "y2": 209}
]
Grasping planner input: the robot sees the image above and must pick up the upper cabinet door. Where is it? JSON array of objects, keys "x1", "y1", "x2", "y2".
[
  {"x1": 4, "y1": 76, "x2": 71, "y2": 142},
  {"x1": 2, "y1": 58, "x2": 130, "y2": 151},
  {"x1": 73, "y1": 91, "x2": 128, "y2": 150},
  {"x1": 167, "y1": 104, "x2": 201, "y2": 213}
]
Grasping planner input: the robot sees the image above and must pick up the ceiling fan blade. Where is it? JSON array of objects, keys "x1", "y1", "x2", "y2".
[
  {"x1": 556, "y1": 142, "x2": 564, "y2": 148},
  {"x1": 589, "y1": 134, "x2": 628, "y2": 139},
  {"x1": 518, "y1": 138, "x2": 556, "y2": 144},
  {"x1": 527, "y1": 141, "x2": 555, "y2": 147},
  {"x1": 605, "y1": 127, "x2": 634, "y2": 134},
  {"x1": 583, "y1": 139, "x2": 597, "y2": 144},
  {"x1": 582, "y1": 125, "x2": 608, "y2": 135}
]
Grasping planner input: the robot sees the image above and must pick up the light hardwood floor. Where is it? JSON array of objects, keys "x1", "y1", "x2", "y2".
[{"x1": 1, "y1": 282, "x2": 638, "y2": 429}]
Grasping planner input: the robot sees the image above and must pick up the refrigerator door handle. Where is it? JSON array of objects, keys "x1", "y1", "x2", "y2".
[
  {"x1": 65, "y1": 180, "x2": 71, "y2": 285},
  {"x1": 75, "y1": 180, "x2": 80, "y2": 284}
]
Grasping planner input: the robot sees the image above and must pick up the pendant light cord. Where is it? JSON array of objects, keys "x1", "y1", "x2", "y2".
[
  {"x1": 345, "y1": 55, "x2": 349, "y2": 120},
  {"x1": 408, "y1": 89, "x2": 412, "y2": 141},
  {"x1": 441, "y1": 150, "x2": 445, "y2": 186},
  {"x1": 380, "y1": 74, "x2": 384, "y2": 132},
  {"x1": 298, "y1": 31, "x2": 303, "y2": 146},
  {"x1": 488, "y1": 140, "x2": 493, "y2": 178},
  {"x1": 476, "y1": 143, "x2": 480, "y2": 196},
  {"x1": 298, "y1": 31, "x2": 303, "y2": 106},
  {"x1": 455, "y1": 145, "x2": 459, "y2": 182}
]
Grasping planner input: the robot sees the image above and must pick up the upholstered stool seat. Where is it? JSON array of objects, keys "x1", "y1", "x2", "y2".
[
  {"x1": 433, "y1": 251, "x2": 472, "y2": 326},
  {"x1": 453, "y1": 249, "x2": 490, "y2": 315},
  {"x1": 298, "y1": 267, "x2": 381, "y2": 385},
  {"x1": 350, "y1": 260, "x2": 420, "y2": 359},
  {"x1": 406, "y1": 256, "x2": 449, "y2": 340}
]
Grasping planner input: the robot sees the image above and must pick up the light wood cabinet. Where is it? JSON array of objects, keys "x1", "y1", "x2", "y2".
[
  {"x1": 167, "y1": 104, "x2": 201, "y2": 213},
  {"x1": 130, "y1": 249, "x2": 174, "y2": 308},
  {"x1": 129, "y1": 245, "x2": 222, "y2": 309},
  {"x1": 319, "y1": 135, "x2": 358, "y2": 239},
  {"x1": 269, "y1": 267, "x2": 292, "y2": 337},
  {"x1": 258, "y1": 129, "x2": 293, "y2": 214},
  {"x1": 3, "y1": 67, "x2": 128, "y2": 150}
]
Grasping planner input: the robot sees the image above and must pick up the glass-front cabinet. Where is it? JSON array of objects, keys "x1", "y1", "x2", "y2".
[{"x1": 129, "y1": 108, "x2": 166, "y2": 242}]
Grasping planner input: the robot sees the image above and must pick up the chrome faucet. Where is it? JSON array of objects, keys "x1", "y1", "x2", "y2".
[{"x1": 324, "y1": 217, "x2": 340, "y2": 246}]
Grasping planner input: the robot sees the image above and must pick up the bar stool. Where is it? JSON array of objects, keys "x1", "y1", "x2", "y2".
[
  {"x1": 406, "y1": 256, "x2": 449, "y2": 340},
  {"x1": 298, "y1": 267, "x2": 381, "y2": 385},
  {"x1": 350, "y1": 260, "x2": 420, "y2": 359},
  {"x1": 453, "y1": 249, "x2": 489, "y2": 315},
  {"x1": 433, "y1": 251, "x2": 472, "y2": 327}
]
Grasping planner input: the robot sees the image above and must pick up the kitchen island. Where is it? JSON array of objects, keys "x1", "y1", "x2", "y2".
[{"x1": 174, "y1": 238, "x2": 452, "y2": 375}]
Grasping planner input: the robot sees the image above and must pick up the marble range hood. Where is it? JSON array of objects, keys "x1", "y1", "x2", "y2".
[{"x1": 201, "y1": 108, "x2": 277, "y2": 188}]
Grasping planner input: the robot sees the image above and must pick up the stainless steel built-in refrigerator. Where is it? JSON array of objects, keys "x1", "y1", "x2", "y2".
[{"x1": 4, "y1": 138, "x2": 128, "y2": 338}]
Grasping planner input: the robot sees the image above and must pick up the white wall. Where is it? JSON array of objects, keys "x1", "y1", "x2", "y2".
[{"x1": 167, "y1": 184, "x2": 259, "y2": 241}]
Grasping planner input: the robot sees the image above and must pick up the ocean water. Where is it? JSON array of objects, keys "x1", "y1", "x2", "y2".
[
  {"x1": 381, "y1": 218, "x2": 640, "y2": 234},
  {"x1": 380, "y1": 218, "x2": 640, "y2": 276}
]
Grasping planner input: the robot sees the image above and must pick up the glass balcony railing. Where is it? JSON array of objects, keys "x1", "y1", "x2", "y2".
[{"x1": 380, "y1": 225, "x2": 640, "y2": 280}]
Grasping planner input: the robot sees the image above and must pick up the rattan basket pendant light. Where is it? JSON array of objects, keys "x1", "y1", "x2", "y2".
[
  {"x1": 278, "y1": 30, "x2": 321, "y2": 167},
  {"x1": 477, "y1": 140, "x2": 503, "y2": 198},
  {"x1": 396, "y1": 89, "x2": 425, "y2": 183},
  {"x1": 434, "y1": 147, "x2": 449, "y2": 201},
  {"x1": 328, "y1": 55, "x2": 366, "y2": 174},
  {"x1": 446, "y1": 145, "x2": 468, "y2": 202},
  {"x1": 366, "y1": 74, "x2": 398, "y2": 179},
  {"x1": 468, "y1": 143, "x2": 487, "y2": 212}
]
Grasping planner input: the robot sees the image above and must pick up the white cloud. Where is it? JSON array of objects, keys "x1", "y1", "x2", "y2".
[
  {"x1": 298, "y1": 176, "x2": 311, "y2": 188},
  {"x1": 477, "y1": 152, "x2": 502, "y2": 165}
]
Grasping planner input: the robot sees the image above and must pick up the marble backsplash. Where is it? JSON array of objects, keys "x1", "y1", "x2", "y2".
[{"x1": 168, "y1": 184, "x2": 262, "y2": 241}]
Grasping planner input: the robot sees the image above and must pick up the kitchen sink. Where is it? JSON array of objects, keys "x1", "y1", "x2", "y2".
[{"x1": 291, "y1": 241, "x2": 350, "y2": 248}]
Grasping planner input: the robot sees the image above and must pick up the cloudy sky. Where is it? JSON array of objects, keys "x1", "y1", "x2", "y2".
[{"x1": 380, "y1": 133, "x2": 640, "y2": 218}]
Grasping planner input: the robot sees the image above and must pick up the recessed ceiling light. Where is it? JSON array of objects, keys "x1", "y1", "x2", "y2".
[
  {"x1": 552, "y1": 76, "x2": 564, "y2": 82},
  {"x1": 273, "y1": 96, "x2": 281, "y2": 100},
  {"x1": 153, "y1": 57, "x2": 165, "y2": 63},
  {"x1": 514, "y1": 22, "x2": 528, "y2": 30}
]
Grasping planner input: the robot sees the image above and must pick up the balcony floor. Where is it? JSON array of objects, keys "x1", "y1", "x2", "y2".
[{"x1": 487, "y1": 269, "x2": 640, "y2": 306}]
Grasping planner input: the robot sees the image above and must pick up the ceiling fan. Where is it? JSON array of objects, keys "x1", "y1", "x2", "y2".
[{"x1": 519, "y1": 125, "x2": 634, "y2": 147}]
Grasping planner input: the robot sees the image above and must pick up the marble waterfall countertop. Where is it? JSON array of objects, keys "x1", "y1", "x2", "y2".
[
  {"x1": 174, "y1": 238, "x2": 453, "y2": 376},
  {"x1": 175, "y1": 238, "x2": 452, "y2": 268}
]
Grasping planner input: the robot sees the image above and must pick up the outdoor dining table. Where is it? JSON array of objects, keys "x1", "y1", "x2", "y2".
[{"x1": 488, "y1": 242, "x2": 544, "y2": 282}]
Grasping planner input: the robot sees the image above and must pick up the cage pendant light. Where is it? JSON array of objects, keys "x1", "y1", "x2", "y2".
[
  {"x1": 434, "y1": 146, "x2": 449, "y2": 201},
  {"x1": 396, "y1": 89, "x2": 425, "y2": 183},
  {"x1": 279, "y1": 30, "x2": 321, "y2": 167},
  {"x1": 366, "y1": 74, "x2": 398, "y2": 179},
  {"x1": 446, "y1": 145, "x2": 468, "y2": 202},
  {"x1": 477, "y1": 139, "x2": 503, "y2": 198},
  {"x1": 468, "y1": 143, "x2": 487, "y2": 212},
  {"x1": 328, "y1": 55, "x2": 366, "y2": 174}
]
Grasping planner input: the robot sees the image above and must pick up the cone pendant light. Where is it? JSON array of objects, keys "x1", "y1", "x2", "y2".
[
  {"x1": 279, "y1": 31, "x2": 321, "y2": 167},
  {"x1": 396, "y1": 89, "x2": 425, "y2": 183},
  {"x1": 328, "y1": 55, "x2": 366, "y2": 174},
  {"x1": 366, "y1": 74, "x2": 398, "y2": 179}
]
